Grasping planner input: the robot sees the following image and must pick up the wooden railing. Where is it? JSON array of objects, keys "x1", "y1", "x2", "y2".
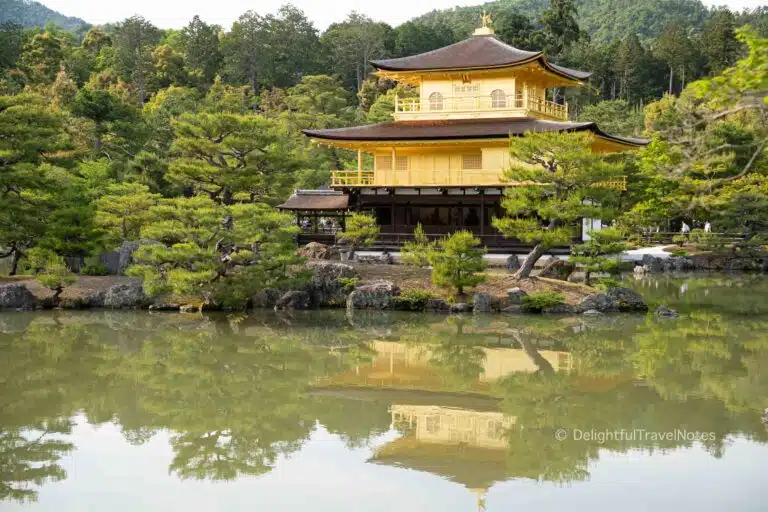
[
  {"x1": 331, "y1": 169, "x2": 627, "y2": 191},
  {"x1": 394, "y1": 93, "x2": 568, "y2": 121}
]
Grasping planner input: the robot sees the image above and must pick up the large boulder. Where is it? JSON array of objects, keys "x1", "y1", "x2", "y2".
[
  {"x1": 505, "y1": 255, "x2": 521, "y2": 273},
  {"x1": 59, "y1": 290, "x2": 105, "y2": 309},
  {"x1": 297, "y1": 242, "x2": 334, "y2": 260},
  {"x1": 0, "y1": 283, "x2": 38, "y2": 311},
  {"x1": 275, "y1": 290, "x2": 311, "y2": 310},
  {"x1": 578, "y1": 293, "x2": 617, "y2": 313},
  {"x1": 472, "y1": 293, "x2": 495, "y2": 313},
  {"x1": 507, "y1": 287, "x2": 528, "y2": 304},
  {"x1": 537, "y1": 259, "x2": 575, "y2": 280},
  {"x1": 251, "y1": 288, "x2": 283, "y2": 309},
  {"x1": 577, "y1": 287, "x2": 647, "y2": 313},
  {"x1": 354, "y1": 252, "x2": 393, "y2": 265},
  {"x1": 450, "y1": 302, "x2": 474, "y2": 314},
  {"x1": 103, "y1": 282, "x2": 147, "y2": 308},
  {"x1": 606, "y1": 287, "x2": 648, "y2": 312},
  {"x1": 346, "y1": 281, "x2": 399, "y2": 310},
  {"x1": 116, "y1": 239, "x2": 160, "y2": 275},
  {"x1": 425, "y1": 298, "x2": 451, "y2": 312},
  {"x1": 640, "y1": 255, "x2": 666, "y2": 273},
  {"x1": 307, "y1": 261, "x2": 358, "y2": 307}
]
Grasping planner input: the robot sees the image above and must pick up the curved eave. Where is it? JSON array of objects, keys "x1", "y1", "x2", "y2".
[{"x1": 371, "y1": 55, "x2": 591, "y2": 84}]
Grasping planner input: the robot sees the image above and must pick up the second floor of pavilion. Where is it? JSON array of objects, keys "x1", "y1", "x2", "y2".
[{"x1": 370, "y1": 23, "x2": 591, "y2": 122}]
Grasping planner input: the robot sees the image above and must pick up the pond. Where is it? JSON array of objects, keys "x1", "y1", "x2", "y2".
[{"x1": 1, "y1": 276, "x2": 767, "y2": 511}]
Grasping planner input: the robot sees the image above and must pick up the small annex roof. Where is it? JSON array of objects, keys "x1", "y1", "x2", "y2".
[
  {"x1": 370, "y1": 34, "x2": 591, "y2": 82},
  {"x1": 277, "y1": 189, "x2": 349, "y2": 210},
  {"x1": 303, "y1": 118, "x2": 649, "y2": 147}
]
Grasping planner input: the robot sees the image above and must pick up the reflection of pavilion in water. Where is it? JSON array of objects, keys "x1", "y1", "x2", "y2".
[
  {"x1": 372, "y1": 404, "x2": 516, "y2": 512},
  {"x1": 316, "y1": 340, "x2": 572, "y2": 393}
]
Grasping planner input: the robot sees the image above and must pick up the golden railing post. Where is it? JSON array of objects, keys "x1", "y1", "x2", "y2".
[{"x1": 357, "y1": 149, "x2": 362, "y2": 185}]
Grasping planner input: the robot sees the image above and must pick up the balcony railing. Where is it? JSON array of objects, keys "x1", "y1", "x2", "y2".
[
  {"x1": 331, "y1": 170, "x2": 627, "y2": 191},
  {"x1": 394, "y1": 93, "x2": 568, "y2": 121}
]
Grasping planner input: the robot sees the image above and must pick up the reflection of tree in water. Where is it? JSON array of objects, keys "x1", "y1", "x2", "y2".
[{"x1": 428, "y1": 318, "x2": 487, "y2": 389}]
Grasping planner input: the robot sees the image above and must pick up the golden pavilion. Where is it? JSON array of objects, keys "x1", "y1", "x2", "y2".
[{"x1": 281, "y1": 15, "x2": 648, "y2": 250}]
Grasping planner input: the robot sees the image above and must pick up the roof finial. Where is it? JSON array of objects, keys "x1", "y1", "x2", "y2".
[
  {"x1": 474, "y1": 10, "x2": 495, "y2": 36},
  {"x1": 481, "y1": 10, "x2": 492, "y2": 28}
]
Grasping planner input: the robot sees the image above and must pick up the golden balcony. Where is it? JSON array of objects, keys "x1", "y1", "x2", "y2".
[
  {"x1": 394, "y1": 93, "x2": 568, "y2": 121},
  {"x1": 331, "y1": 170, "x2": 627, "y2": 190}
]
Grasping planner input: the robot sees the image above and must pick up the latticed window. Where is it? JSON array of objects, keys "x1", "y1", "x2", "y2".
[
  {"x1": 376, "y1": 156, "x2": 392, "y2": 170},
  {"x1": 462, "y1": 154, "x2": 482, "y2": 169},
  {"x1": 395, "y1": 156, "x2": 408, "y2": 170},
  {"x1": 429, "y1": 92, "x2": 443, "y2": 111},
  {"x1": 491, "y1": 89, "x2": 506, "y2": 108}
]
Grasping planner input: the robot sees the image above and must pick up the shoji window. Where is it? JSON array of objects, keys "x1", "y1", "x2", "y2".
[{"x1": 462, "y1": 154, "x2": 482, "y2": 169}]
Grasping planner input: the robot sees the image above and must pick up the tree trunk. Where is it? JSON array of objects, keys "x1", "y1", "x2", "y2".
[
  {"x1": 121, "y1": 218, "x2": 128, "y2": 240},
  {"x1": 9, "y1": 248, "x2": 21, "y2": 276},
  {"x1": 584, "y1": 270, "x2": 592, "y2": 286},
  {"x1": 515, "y1": 243, "x2": 546, "y2": 280},
  {"x1": 668, "y1": 67, "x2": 674, "y2": 94},
  {"x1": 222, "y1": 187, "x2": 233, "y2": 205},
  {"x1": 512, "y1": 332, "x2": 555, "y2": 374}
]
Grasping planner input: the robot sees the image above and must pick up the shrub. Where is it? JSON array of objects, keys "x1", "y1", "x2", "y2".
[
  {"x1": 401, "y1": 223, "x2": 432, "y2": 267},
  {"x1": 669, "y1": 249, "x2": 689, "y2": 257},
  {"x1": 337, "y1": 276, "x2": 360, "y2": 293},
  {"x1": 35, "y1": 255, "x2": 76, "y2": 303},
  {"x1": 522, "y1": 291, "x2": 565, "y2": 313},
  {"x1": 595, "y1": 277, "x2": 621, "y2": 291},
  {"x1": 391, "y1": 290, "x2": 436, "y2": 311},
  {"x1": 81, "y1": 263, "x2": 109, "y2": 276},
  {"x1": 570, "y1": 228, "x2": 627, "y2": 285},
  {"x1": 338, "y1": 212, "x2": 379, "y2": 249},
  {"x1": 427, "y1": 231, "x2": 487, "y2": 297},
  {"x1": 672, "y1": 234, "x2": 689, "y2": 247}
]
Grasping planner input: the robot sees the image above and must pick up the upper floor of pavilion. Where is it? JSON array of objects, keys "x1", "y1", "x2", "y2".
[{"x1": 370, "y1": 18, "x2": 591, "y2": 122}]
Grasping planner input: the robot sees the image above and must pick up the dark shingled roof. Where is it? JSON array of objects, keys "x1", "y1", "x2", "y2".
[
  {"x1": 278, "y1": 190, "x2": 349, "y2": 210},
  {"x1": 370, "y1": 34, "x2": 591, "y2": 81},
  {"x1": 303, "y1": 118, "x2": 649, "y2": 147}
]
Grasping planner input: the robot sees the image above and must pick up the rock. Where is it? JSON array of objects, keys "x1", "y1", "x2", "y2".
[
  {"x1": 59, "y1": 291, "x2": 105, "y2": 309},
  {"x1": 450, "y1": 303, "x2": 473, "y2": 314},
  {"x1": 506, "y1": 287, "x2": 528, "y2": 304},
  {"x1": 583, "y1": 309, "x2": 604, "y2": 316},
  {"x1": 762, "y1": 408, "x2": 768, "y2": 425},
  {"x1": 0, "y1": 283, "x2": 38, "y2": 311},
  {"x1": 667, "y1": 256, "x2": 695, "y2": 272},
  {"x1": 472, "y1": 293, "x2": 494, "y2": 313},
  {"x1": 606, "y1": 287, "x2": 648, "y2": 312},
  {"x1": 354, "y1": 253, "x2": 393, "y2": 265},
  {"x1": 655, "y1": 305, "x2": 679, "y2": 318},
  {"x1": 578, "y1": 293, "x2": 617, "y2": 313},
  {"x1": 543, "y1": 304, "x2": 578, "y2": 314},
  {"x1": 275, "y1": 290, "x2": 311, "y2": 310},
  {"x1": 425, "y1": 298, "x2": 450, "y2": 312},
  {"x1": 346, "y1": 281, "x2": 399, "y2": 310},
  {"x1": 633, "y1": 265, "x2": 649, "y2": 275},
  {"x1": 501, "y1": 305, "x2": 524, "y2": 314},
  {"x1": 307, "y1": 261, "x2": 359, "y2": 307},
  {"x1": 640, "y1": 255, "x2": 666, "y2": 273},
  {"x1": 251, "y1": 288, "x2": 283, "y2": 309},
  {"x1": 505, "y1": 255, "x2": 521, "y2": 273},
  {"x1": 180, "y1": 304, "x2": 199, "y2": 313},
  {"x1": 116, "y1": 239, "x2": 160, "y2": 275},
  {"x1": 148, "y1": 302, "x2": 181, "y2": 311},
  {"x1": 103, "y1": 282, "x2": 147, "y2": 308},
  {"x1": 297, "y1": 242, "x2": 334, "y2": 260},
  {"x1": 537, "y1": 259, "x2": 575, "y2": 280}
]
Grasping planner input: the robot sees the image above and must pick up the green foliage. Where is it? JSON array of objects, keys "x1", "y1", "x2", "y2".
[
  {"x1": 95, "y1": 182, "x2": 159, "y2": 245},
  {"x1": 127, "y1": 196, "x2": 303, "y2": 307},
  {"x1": 391, "y1": 290, "x2": 437, "y2": 311},
  {"x1": 337, "y1": 277, "x2": 360, "y2": 293},
  {"x1": 0, "y1": 0, "x2": 87, "y2": 31},
  {"x1": 427, "y1": 231, "x2": 487, "y2": 297},
  {"x1": 494, "y1": 131, "x2": 625, "y2": 278},
  {"x1": 339, "y1": 213, "x2": 379, "y2": 249},
  {"x1": 401, "y1": 223, "x2": 433, "y2": 267},
  {"x1": 570, "y1": 228, "x2": 627, "y2": 285},
  {"x1": 672, "y1": 234, "x2": 689, "y2": 247},
  {"x1": 669, "y1": 248, "x2": 689, "y2": 257},
  {"x1": 31, "y1": 250, "x2": 76, "y2": 300},
  {"x1": 81, "y1": 261, "x2": 108, "y2": 276},
  {"x1": 595, "y1": 277, "x2": 621, "y2": 290},
  {"x1": 577, "y1": 100, "x2": 644, "y2": 137},
  {"x1": 522, "y1": 291, "x2": 565, "y2": 312}
]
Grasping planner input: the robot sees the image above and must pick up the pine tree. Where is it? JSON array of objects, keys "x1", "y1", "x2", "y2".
[
  {"x1": 570, "y1": 228, "x2": 627, "y2": 285},
  {"x1": 95, "y1": 182, "x2": 159, "y2": 245},
  {"x1": 427, "y1": 231, "x2": 487, "y2": 298},
  {"x1": 493, "y1": 131, "x2": 626, "y2": 279},
  {"x1": 702, "y1": 8, "x2": 742, "y2": 75}
]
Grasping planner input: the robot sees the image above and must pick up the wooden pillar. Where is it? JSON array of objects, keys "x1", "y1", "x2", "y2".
[
  {"x1": 480, "y1": 190, "x2": 485, "y2": 236},
  {"x1": 357, "y1": 148, "x2": 362, "y2": 184},
  {"x1": 391, "y1": 147, "x2": 396, "y2": 186},
  {"x1": 391, "y1": 189, "x2": 396, "y2": 232}
]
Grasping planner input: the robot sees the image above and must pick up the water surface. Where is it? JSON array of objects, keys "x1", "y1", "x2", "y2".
[{"x1": 1, "y1": 276, "x2": 767, "y2": 511}]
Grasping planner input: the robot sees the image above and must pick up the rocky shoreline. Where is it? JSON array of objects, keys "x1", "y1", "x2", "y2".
[{"x1": 0, "y1": 260, "x2": 650, "y2": 316}]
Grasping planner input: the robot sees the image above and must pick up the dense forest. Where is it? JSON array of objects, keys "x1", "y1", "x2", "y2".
[
  {"x1": 0, "y1": 0, "x2": 766, "y2": 293},
  {"x1": 0, "y1": 0, "x2": 88, "y2": 32}
]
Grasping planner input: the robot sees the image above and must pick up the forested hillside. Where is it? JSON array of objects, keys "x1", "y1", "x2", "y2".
[
  {"x1": 0, "y1": 0, "x2": 88, "y2": 32},
  {"x1": 0, "y1": 1, "x2": 766, "y2": 282}
]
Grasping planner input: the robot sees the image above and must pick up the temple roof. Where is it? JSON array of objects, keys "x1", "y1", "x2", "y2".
[
  {"x1": 370, "y1": 34, "x2": 591, "y2": 81},
  {"x1": 303, "y1": 118, "x2": 649, "y2": 147},
  {"x1": 277, "y1": 189, "x2": 349, "y2": 210}
]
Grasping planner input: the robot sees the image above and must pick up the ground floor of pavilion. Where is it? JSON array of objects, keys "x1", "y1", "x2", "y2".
[{"x1": 278, "y1": 188, "x2": 592, "y2": 254}]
